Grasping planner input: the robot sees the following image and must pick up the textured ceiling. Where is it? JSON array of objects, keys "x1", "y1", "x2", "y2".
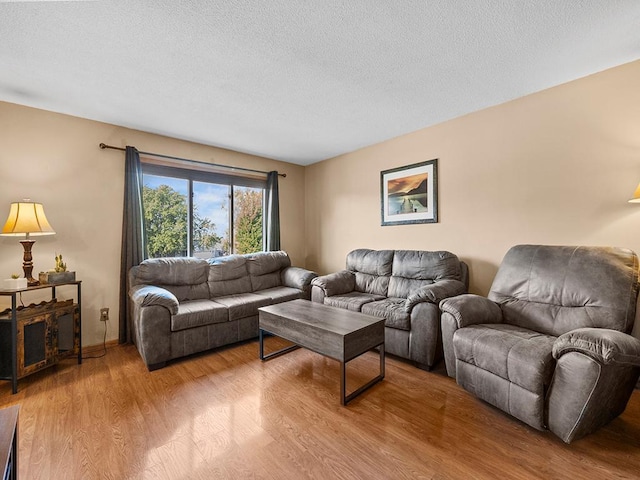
[{"x1": 1, "y1": 1, "x2": 640, "y2": 165}]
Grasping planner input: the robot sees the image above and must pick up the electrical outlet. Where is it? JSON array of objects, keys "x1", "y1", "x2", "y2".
[{"x1": 100, "y1": 308, "x2": 109, "y2": 322}]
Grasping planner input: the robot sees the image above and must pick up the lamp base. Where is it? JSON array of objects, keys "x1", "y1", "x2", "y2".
[{"x1": 19, "y1": 239, "x2": 39, "y2": 286}]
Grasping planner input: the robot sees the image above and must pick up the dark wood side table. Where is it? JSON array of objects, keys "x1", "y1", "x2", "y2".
[
  {"x1": 0, "y1": 405, "x2": 19, "y2": 480},
  {"x1": 0, "y1": 281, "x2": 82, "y2": 394}
]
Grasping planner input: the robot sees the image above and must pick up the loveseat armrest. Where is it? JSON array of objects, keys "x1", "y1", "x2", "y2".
[
  {"x1": 553, "y1": 328, "x2": 640, "y2": 366},
  {"x1": 439, "y1": 294, "x2": 502, "y2": 329},
  {"x1": 405, "y1": 279, "x2": 467, "y2": 312},
  {"x1": 311, "y1": 270, "x2": 356, "y2": 297},
  {"x1": 129, "y1": 284, "x2": 179, "y2": 315}
]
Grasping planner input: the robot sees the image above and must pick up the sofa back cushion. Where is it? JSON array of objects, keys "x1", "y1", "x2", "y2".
[
  {"x1": 388, "y1": 250, "x2": 462, "y2": 298},
  {"x1": 346, "y1": 249, "x2": 394, "y2": 296},
  {"x1": 131, "y1": 257, "x2": 210, "y2": 301},
  {"x1": 246, "y1": 251, "x2": 291, "y2": 291},
  {"x1": 489, "y1": 245, "x2": 639, "y2": 336},
  {"x1": 207, "y1": 255, "x2": 252, "y2": 297}
]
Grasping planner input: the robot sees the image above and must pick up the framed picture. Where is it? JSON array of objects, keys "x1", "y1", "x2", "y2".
[{"x1": 380, "y1": 159, "x2": 438, "y2": 226}]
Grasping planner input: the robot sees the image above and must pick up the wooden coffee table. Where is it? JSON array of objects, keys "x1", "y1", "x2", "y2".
[{"x1": 258, "y1": 299, "x2": 385, "y2": 405}]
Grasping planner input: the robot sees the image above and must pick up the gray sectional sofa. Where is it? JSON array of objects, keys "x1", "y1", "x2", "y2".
[
  {"x1": 128, "y1": 251, "x2": 317, "y2": 370},
  {"x1": 310, "y1": 249, "x2": 468, "y2": 369}
]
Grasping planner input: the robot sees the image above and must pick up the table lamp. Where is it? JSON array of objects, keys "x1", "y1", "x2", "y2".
[{"x1": 1, "y1": 200, "x2": 55, "y2": 286}]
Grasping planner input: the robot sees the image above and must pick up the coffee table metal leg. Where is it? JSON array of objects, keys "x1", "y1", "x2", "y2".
[
  {"x1": 259, "y1": 329, "x2": 300, "y2": 360},
  {"x1": 341, "y1": 343, "x2": 385, "y2": 405},
  {"x1": 341, "y1": 361, "x2": 346, "y2": 405}
]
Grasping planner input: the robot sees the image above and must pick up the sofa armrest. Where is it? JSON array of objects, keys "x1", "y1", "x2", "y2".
[
  {"x1": 281, "y1": 266, "x2": 317, "y2": 290},
  {"x1": 439, "y1": 294, "x2": 502, "y2": 328},
  {"x1": 311, "y1": 270, "x2": 355, "y2": 297},
  {"x1": 405, "y1": 279, "x2": 467, "y2": 312},
  {"x1": 553, "y1": 328, "x2": 640, "y2": 366},
  {"x1": 129, "y1": 284, "x2": 179, "y2": 315}
]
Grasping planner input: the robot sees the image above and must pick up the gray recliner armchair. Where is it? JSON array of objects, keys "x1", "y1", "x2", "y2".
[{"x1": 439, "y1": 245, "x2": 640, "y2": 443}]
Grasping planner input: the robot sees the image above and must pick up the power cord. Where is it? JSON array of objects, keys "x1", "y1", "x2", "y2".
[{"x1": 82, "y1": 315, "x2": 108, "y2": 360}]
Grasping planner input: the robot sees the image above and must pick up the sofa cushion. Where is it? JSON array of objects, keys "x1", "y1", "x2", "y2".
[
  {"x1": 354, "y1": 273, "x2": 390, "y2": 297},
  {"x1": 347, "y1": 249, "x2": 394, "y2": 296},
  {"x1": 246, "y1": 251, "x2": 292, "y2": 275},
  {"x1": 133, "y1": 258, "x2": 210, "y2": 301},
  {"x1": 208, "y1": 255, "x2": 252, "y2": 297},
  {"x1": 324, "y1": 292, "x2": 384, "y2": 312},
  {"x1": 347, "y1": 249, "x2": 394, "y2": 276},
  {"x1": 488, "y1": 245, "x2": 639, "y2": 336},
  {"x1": 135, "y1": 257, "x2": 209, "y2": 285},
  {"x1": 213, "y1": 293, "x2": 272, "y2": 321},
  {"x1": 170, "y1": 299, "x2": 229, "y2": 332},
  {"x1": 251, "y1": 271, "x2": 281, "y2": 292},
  {"x1": 254, "y1": 286, "x2": 302, "y2": 304},
  {"x1": 388, "y1": 277, "x2": 434, "y2": 300},
  {"x1": 388, "y1": 251, "x2": 462, "y2": 298},
  {"x1": 453, "y1": 323, "x2": 556, "y2": 393},
  {"x1": 161, "y1": 284, "x2": 211, "y2": 302},
  {"x1": 246, "y1": 251, "x2": 291, "y2": 291},
  {"x1": 392, "y1": 250, "x2": 462, "y2": 280},
  {"x1": 361, "y1": 298, "x2": 411, "y2": 331}
]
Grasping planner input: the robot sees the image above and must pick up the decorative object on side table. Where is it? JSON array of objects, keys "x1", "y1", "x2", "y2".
[
  {"x1": 2, "y1": 274, "x2": 27, "y2": 290},
  {"x1": 39, "y1": 253, "x2": 76, "y2": 285},
  {"x1": 0, "y1": 200, "x2": 56, "y2": 286},
  {"x1": 380, "y1": 159, "x2": 438, "y2": 226}
]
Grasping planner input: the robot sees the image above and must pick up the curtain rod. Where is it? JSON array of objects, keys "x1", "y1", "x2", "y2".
[{"x1": 99, "y1": 143, "x2": 286, "y2": 178}]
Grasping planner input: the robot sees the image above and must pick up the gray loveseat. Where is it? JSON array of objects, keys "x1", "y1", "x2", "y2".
[
  {"x1": 311, "y1": 249, "x2": 468, "y2": 369},
  {"x1": 129, "y1": 251, "x2": 317, "y2": 370},
  {"x1": 440, "y1": 245, "x2": 640, "y2": 443}
]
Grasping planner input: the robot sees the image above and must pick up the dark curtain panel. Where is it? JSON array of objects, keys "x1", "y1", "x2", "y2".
[
  {"x1": 119, "y1": 146, "x2": 147, "y2": 344},
  {"x1": 264, "y1": 171, "x2": 281, "y2": 251}
]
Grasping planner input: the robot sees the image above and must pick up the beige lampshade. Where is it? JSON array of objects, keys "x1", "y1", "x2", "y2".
[{"x1": 1, "y1": 201, "x2": 56, "y2": 236}]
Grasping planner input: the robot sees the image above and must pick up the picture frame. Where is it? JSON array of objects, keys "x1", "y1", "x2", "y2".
[{"x1": 380, "y1": 159, "x2": 438, "y2": 226}]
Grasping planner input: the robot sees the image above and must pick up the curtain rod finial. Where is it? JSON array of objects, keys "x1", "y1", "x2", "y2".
[{"x1": 99, "y1": 143, "x2": 107, "y2": 149}]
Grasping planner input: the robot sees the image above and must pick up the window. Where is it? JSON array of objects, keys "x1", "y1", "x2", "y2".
[{"x1": 141, "y1": 163, "x2": 265, "y2": 259}]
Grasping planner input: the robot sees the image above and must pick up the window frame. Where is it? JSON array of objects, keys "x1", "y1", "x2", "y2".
[{"x1": 141, "y1": 162, "x2": 266, "y2": 258}]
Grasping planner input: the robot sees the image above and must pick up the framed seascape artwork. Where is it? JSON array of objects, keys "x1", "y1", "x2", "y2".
[{"x1": 380, "y1": 159, "x2": 438, "y2": 226}]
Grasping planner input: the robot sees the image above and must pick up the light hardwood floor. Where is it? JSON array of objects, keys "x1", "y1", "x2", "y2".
[{"x1": 0, "y1": 339, "x2": 639, "y2": 479}]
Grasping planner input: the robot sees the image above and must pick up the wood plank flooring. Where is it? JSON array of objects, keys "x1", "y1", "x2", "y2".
[{"x1": 0, "y1": 339, "x2": 639, "y2": 479}]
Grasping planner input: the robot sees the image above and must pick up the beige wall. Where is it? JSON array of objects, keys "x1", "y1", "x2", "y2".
[
  {"x1": 0, "y1": 102, "x2": 305, "y2": 347},
  {"x1": 305, "y1": 60, "x2": 640, "y2": 300},
  {"x1": 3, "y1": 59, "x2": 640, "y2": 348}
]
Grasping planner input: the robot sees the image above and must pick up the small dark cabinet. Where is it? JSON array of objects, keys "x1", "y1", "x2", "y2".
[{"x1": 0, "y1": 281, "x2": 82, "y2": 393}]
